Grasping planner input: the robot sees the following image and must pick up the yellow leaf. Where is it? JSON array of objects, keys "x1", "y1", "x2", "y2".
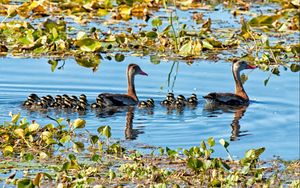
[
  {"x1": 14, "y1": 128, "x2": 25, "y2": 138},
  {"x1": 29, "y1": 123, "x2": 39, "y2": 132}
]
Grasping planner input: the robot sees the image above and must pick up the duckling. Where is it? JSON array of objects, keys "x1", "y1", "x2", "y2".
[
  {"x1": 138, "y1": 101, "x2": 148, "y2": 108},
  {"x1": 187, "y1": 93, "x2": 198, "y2": 105},
  {"x1": 174, "y1": 99, "x2": 185, "y2": 109},
  {"x1": 27, "y1": 93, "x2": 40, "y2": 102},
  {"x1": 146, "y1": 98, "x2": 155, "y2": 107},
  {"x1": 36, "y1": 100, "x2": 48, "y2": 109},
  {"x1": 177, "y1": 94, "x2": 186, "y2": 102},
  {"x1": 23, "y1": 99, "x2": 34, "y2": 107},
  {"x1": 166, "y1": 92, "x2": 175, "y2": 103},
  {"x1": 61, "y1": 100, "x2": 73, "y2": 109},
  {"x1": 79, "y1": 94, "x2": 87, "y2": 101},
  {"x1": 91, "y1": 102, "x2": 100, "y2": 108},
  {"x1": 160, "y1": 99, "x2": 172, "y2": 106},
  {"x1": 75, "y1": 101, "x2": 87, "y2": 111}
]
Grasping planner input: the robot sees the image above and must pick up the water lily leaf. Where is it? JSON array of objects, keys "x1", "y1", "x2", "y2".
[
  {"x1": 90, "y1": 135, "x2": 99, "y2": 145},
  {"x1": 17, "y1": 178, "x2": 34, "y2": 188},
  {"x1": 75, "y1": 53, "x2": 100, "y2": 69},
  {"x1": 248, "y1": 15, "x2": 281, "y2": 28},
  {"x1": 68, "y1": 154, "x2": 76, "y2": 160},
  {"x1": 97, "y1": 8, "x2": 109, "y2": 17},
  {"x1": 202, "y1": 39, "x2": 214, "y2": 50},
  {"x1": 76, "y1": 38, "x2": 101, "y2": 52},
  {"x1": 118, "y1": 5, "x2": 132, "y2": 19},
  {"x1": 179, "y1": 40, "x2": 193, "y2": 56},
  {"x1": 152, "y1": 17, "x2": 162, "y2": 27},
  {"x1": 41, "y1": 131, "x2": 52, "y2": 141},
  {"x1": 73, "y1": 118, "x2": 86, "y2": 129},
  {"x1": 115, "y1": 53, "x2": 125, "y2": 62},
  {"x1": 28, "y1": 122, "x2": 39, "y2": 132},
  {"x1": 290, "y1": 64, "x2": 300, "y2": 72},
  {"x1": 146, "y1": 31, "x2": 158, "y2": 39}
]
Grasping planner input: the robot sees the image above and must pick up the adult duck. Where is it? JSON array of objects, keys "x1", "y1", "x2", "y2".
[
  {"x1": 203, "y1": 60, "x2": 257, "y2": 105},
  {"x1": 99, "y1": 64, "x2": 148, "y2": 106}
]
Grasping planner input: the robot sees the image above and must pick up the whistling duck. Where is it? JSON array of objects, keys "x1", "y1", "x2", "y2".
[
  {"x1": 99, "y1": 64, "x2": 148, "y2": 106},
  {"x1": 203, "y1": 61, "x2": 257, "y2": 105}
]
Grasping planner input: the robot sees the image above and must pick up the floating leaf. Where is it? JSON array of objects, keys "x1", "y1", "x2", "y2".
[
  {"x1": 73, "y1": 118, "x2": 86, "y2": 129},
  {"x1": 150, "y1": 55, "x2": 160, "y2": 64},
  {"x1": 115, "y1": 53, "x2": 125, "y2": 62},
  {"x1": 75, "y1": 53, "x2": 100, "y2": 69},
  {"x1": 248, "y1": 15, "x2": 281, "y2": 28},
  {"x1": 146, "y1": 31, "x2": 158, "y2": 39},
  {"x1": 75, "y1": 38, "x2": 101, "y2": 52},
  {"x1": 290, "y1": 64, "x2": 300, "y2": 72},
  {"x1": 60, "y1": 135, "x2": 71, "y2": 144},
  {"x1": 17, "y1": 178, "x2": 34, "y2": 188},
  {"x1": 73, "y1": 142, "x2": 84, "y2": 153},
  {"x1": 28, "y1": 122, "x2": 39, "y2": 132},
  {"x1": 48, "y1": 60, "x2": 58, "y2": 72},
  {"x1": 152, "y1": 17, "x2": 162, "y2": 27}
]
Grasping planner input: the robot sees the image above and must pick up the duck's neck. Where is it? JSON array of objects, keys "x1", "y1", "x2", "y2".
[
  {"x1": 127, "y1": 69, "x2": 138, "y2": 101},
  {"x1": 233, "y1": 67, "x2": 249, "y2": 101}
]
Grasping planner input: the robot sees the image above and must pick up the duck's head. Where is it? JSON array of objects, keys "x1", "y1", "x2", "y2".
[
  {"x1": 233, "y1": 60, "x2": 257, "y2": 72},
  {"x1": 128, "y1": 64, "x2": 148, "y2": 76}
]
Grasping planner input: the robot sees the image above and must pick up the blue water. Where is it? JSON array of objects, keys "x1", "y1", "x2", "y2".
[{"x1": 0, "y1": 56, "x2": 299, "y2": 160}]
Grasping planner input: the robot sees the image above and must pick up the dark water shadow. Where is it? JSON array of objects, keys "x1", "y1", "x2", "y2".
[{"x1": 204, "y1": 103, "x2": 250, "y2": 141}]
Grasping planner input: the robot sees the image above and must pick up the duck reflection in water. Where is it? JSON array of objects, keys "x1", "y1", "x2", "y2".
[
  {"x1": 204, "y1": 103, "x2": 250, "y2": 141},
  {"x1": 96, "y1": 106, "x2": 144, "y2": 140}
]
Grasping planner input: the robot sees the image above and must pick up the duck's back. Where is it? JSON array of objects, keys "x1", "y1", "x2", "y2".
[
  {"x1": 99, "y1": 93, "x2": 138, "y2": 106},
  {"x1": 203, "y1": 92, "x2": 248, "y2": 106}
]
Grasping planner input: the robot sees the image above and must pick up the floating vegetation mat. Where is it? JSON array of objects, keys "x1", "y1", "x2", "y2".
[
  {"x1": 0, "y1": 0, "x2": 299, "y2": 75},
  {"x1": 0, "y1": 113, "x2": 299, "y2": 187}
]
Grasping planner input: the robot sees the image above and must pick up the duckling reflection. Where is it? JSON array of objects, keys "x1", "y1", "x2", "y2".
[{"x1": 204, "y1": 103, "x2": 249, "y2": 141}]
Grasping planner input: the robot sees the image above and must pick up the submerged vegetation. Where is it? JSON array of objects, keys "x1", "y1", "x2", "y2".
[{"x1": 0, "y1": 113, "x2": 299, "y2": 187}]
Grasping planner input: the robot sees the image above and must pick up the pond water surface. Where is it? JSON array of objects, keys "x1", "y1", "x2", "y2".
[{"x1": 0, "y1": 56, "x2": 299, "y2": 160}]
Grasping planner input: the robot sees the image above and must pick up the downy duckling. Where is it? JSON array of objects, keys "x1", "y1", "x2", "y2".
[
  {"x1": 177, "y1": 94, "x2": 186, "y2": 102},
  {"x1": 146, "y1": 98, "x2": 155, "y2": 107},
  {"x1": 174, "y1": 99, "x2": 185, "y2": 109},
  {"x1": 62, "y1": 100, "x2": 73, "y2": 109},
  {"x1": 27, "y1": 93, "x2": 40, "y2": 102},
  {"x1": 138, "y1": 101, "x2": 148, "y2": 108},
  {"x1": 23, "y1": 99, "x2": 34, "y2": 107},
  {"x1": 79, "y1": 94, "x2": 87, "y2": 102},
  {"x1": 75, "y1": 102, "x2": 87, "y2": 111},
  {"x1": 187, "y1": 93, "x2": 198, "y2": 105},
  {"x1": 166, "y1": 92, "x2": 175, "y2": 103},
  {"x1": 160, "y1": 99, "x2": 172, "y2": 106}
]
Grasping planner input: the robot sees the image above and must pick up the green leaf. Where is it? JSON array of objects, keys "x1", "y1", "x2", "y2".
[
  {"x1": 73, "y1": 142, "x2": 84, "y2": 153},
  {"x1": 76, "y1": 38, "x2": 101, "y2": 52},
  {"x1": 115, "y1": 53, "x2": 125, "y2": 62},
  {"x1": 91, "y1": 154, "x2": 100, "y2": 161},
  {"x1": 28, "y1": 123, "x2": 39, "y2": 132},
  {"x1": 146, "y1": 31, "x2": 158, "y2": 39},
  {"x1": 248, "y1": 15, "x2": 280, "y2": 27},
  {"x1": 152, "y1": 17, "x2": 162, "y2": 27},
  {"x1": 240, "y1": 73, "x2": 248, "y2": 84},
  {"x1": 68, "y1": 154, "x2": 76, "y2": 160},
  {"x1": 271, "y1": 67, "x2": 280, "y2": 76},
  {"x1": 11, "y1": 112, "x2": 21, "y2": 124},
  {"x1": 290, "y1": 64, "x2": 300, "y2": 72},
  {"x1": 60, "y1": 135, "x2": 71, "y2": 144},
  {"x1": 150, "y1": 55, "x2": 161, "y2": 64},
  {"x1": 102, "y1": 126, "x2": 111, "y2": 139},
  {"x1": 48, "y1": 60, "x2": 58, "y2": 72},
  {"x1": 73, "y1": 118, "x2": 86, "y2": 129},
  {"x1": 187, "y1": 157, "x2": 203, "y2": 171},
  {"x1": 207, "y1": 137, "x2": 215, "y2": 147},
  {"x1": 179, "y1": 40, "x2": 193, "y2": 56},
  {"x1": 17, "y1": 178, "x2": 34, "y2": 188},
  {"x1": 3, "y1": 145, "x2": 13, "y2": 156},
  {"x1": 90, "y1": 135, "x2": 99, "y2": 145},
  {"x1": 23, "y1": 153, "x2": 34, "y2": 161},
  {"x1": 219, "y1": 139, "x2": 229, "y2": 149}
]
